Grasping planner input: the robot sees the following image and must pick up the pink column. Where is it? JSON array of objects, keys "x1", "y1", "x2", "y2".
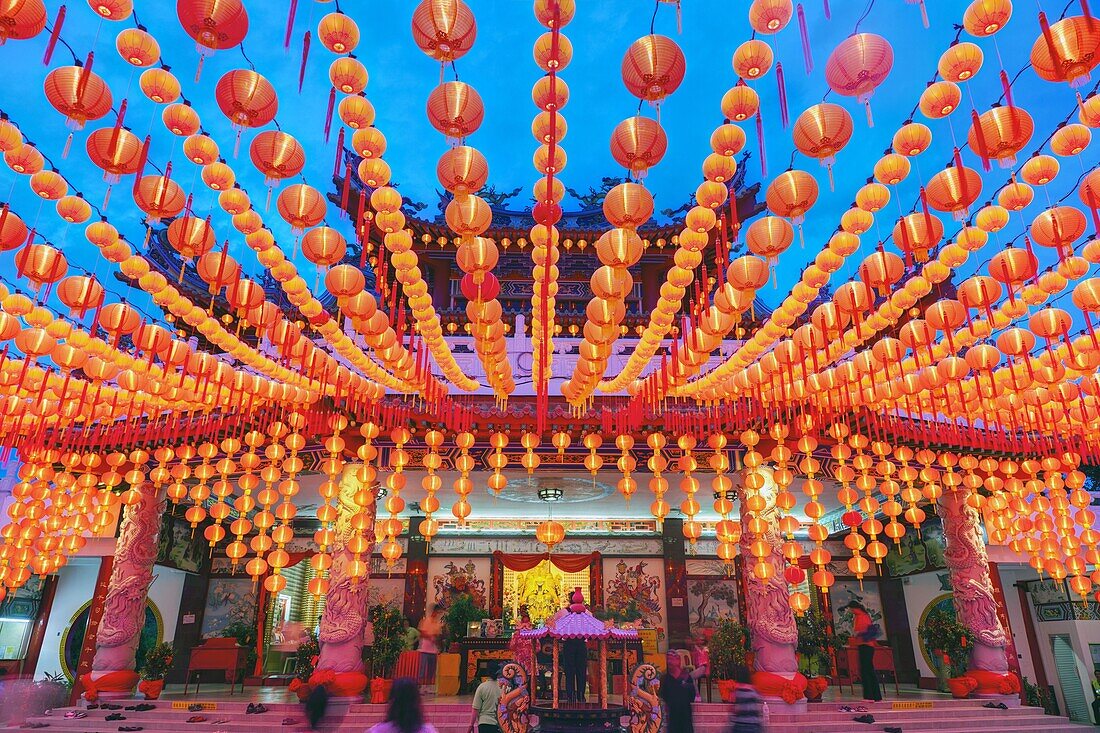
[
  {"x1": 739, "y1": 474, "x2": 806, "y2": 707},
  {"x1": 81, "y1": 482, "x2": 166, "y2": 701},
  {"x1": 311, "y1": 466, "x2": 377, "y2": 700},
  {"x1": 937, "y1": 487, "x2": 1018, "y2": 699}
]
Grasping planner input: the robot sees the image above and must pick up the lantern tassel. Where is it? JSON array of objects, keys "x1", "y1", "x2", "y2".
[
  {"x1": 62, "y1": 132, "x2": 73, "y2": 159},
  {"x1": 298, "y1": 30, "x2": 311, "y2": 93},
  {"x1": 756, "y1": 111, "x2": 767, "y2": 178},
  {"x1": 323, "y1": 88, "x2": 336, "y2": 143},
  {"x1": 284, "y1": 0, "x2": 298, "y2": 50},
  {"x1": 1000, "y1": 69, "x2": 1015, "y2": 108},
  {"x1": 797, "y1": 4, "x2": 813, "y2": 74},
  {"x1": 970, "y1": 110, "x2": 991, "y2": 171},
  {"x1": 776, "y1": 62, "x2": 789, "y2": 128},
  {"x1": 823, "y1": 0, "x2": 830, "y2": 19},
  {"x1": 43, "y1": 4, "x2": 65, "y2": 66}
]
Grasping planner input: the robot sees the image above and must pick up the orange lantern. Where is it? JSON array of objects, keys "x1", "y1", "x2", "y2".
[
  {"x1": 167, "y1": 216, "x2": 216, "y2": 264},
  {"x1": 938, "y1": 42, "x2": 983, "y2": 82},
  {"x1": 215, "y1": 69, "x2": 277, "y2": 137},
  {"x1": 195, "y1": 251, "x2": 240, "y2": 294},
  {"x1": 437, "y1": 146, "x2": 489, "y2": 196},
  {"x1": 967, "y1": 106, "x2": 1033, "y2": 168},
  {"x1": 733, "y1": 39, "x2": 773, "y2": 79},
  {"x1": 162, "y1": 103, "x2": 201, "y2": 136},
  {"x1": 766, "y1": 170, "x2": 818, "y2": 226},
  {"x1": 925, "y1": 164, "x2": 983, "y2": 220},
  {"x1": 0, "y1": 208, "x2": 28, "y2": 252},
  {"x1": 1030, "y1": 15, "x2": 1100, "y2": 89},
  {"x1": 249, "y1": 130, "x2": 305, "y2": 187},
  {"x1": 792, "y1": 102, "x2": 853, "y2": 187},
  {"x1": 115, "y1": 28, "x2": 159, "y2": 66},
  {"x1": 711, "y1": 124, "x2": 746, "y2": 156},
  {"x1": 856, "y1": 182, "x2": 890, "y2": 212},
  {"x1": 1030, "y1": 206, "x2": 1087, "y2": 258},
  {"x1": 892, "y1": 212, "x2": 944, "y2": 263},
  {"x1": 825, "y1": 33, "x2": 893, "y2": 125},
  {"x1": 919, "y1": 81, "x2": 961, "y2": 119},
  {"x1": 329, "y1": 56, "x2": 368, "y2": 94},
  {"x1": 874, "y1": 153, "x2": 910, "y2": 186},
  {"x1": 721, "y1": 83, "x2": 760, "y2": 122},
  {"x1": 999, "y1": 180, "x2": 1034, "y2": 211},
  {"x1": 859, "y1": 250, "x2": 904, "y2": 296},
  {"x1": 426, "y1": 81, "x2": 484, "y2": 139},
  {"x1": 893, "y1": 122, "x2": 932, "y2": 156},
  {"x1": 0, "y1": 0, "x2": 46, "y2": 44},
  {"x1": 140, "y1": 68, "x2": 180, "y2": 104},
  {"x1": 748, "y1": 0, "x2": 793, "y2": 33},
  {"x1": 1051, "y1": 123, "x2": 1091, "y2": 156},
  {"x1": 277, "y1": 184, "x2": 326, "y2": 235},
  {"x1": 963, "y1": 0, "x2": 1012, "y2": 37},
  {"x1": 182, "y1": 134, "x2": 219, "y2": 165},
  {"x1": 43, "y1": 65, "x2": 113, "y2": 131},
  {"x1": 339, "y1": 95, "x2": 375, "y2": 129},
  {"x1": 133, "y1": 175, "x2": 186, "y2": 223},
  {"x1": 85, "y1": 127, "x2": 144, "y2": 186},
  {"x1": 318, "y1": 12, "x2": 359, "y2": 54},
  {"x1": 411, "y1": 0, "x2": 477, "y2": 62},
  {"x1": 5, "y1": 144, "x2": 44, "y2": 175},
  {"x1": 301, "y1": 227, "x2": 347, "y2": 269},
  {"x1": 15, "y1": 243, "x2": 67, "y2": 291},
  {"x1": 1021, "y1": 154, "x2": 1059, "y2": 185},
  {"x1": 745, "y1": 216, "x2": 794, "y2": 264},
  {"x1": 609, "y1": 116, "x2": 667, "y2": 178},
  {"x1": 177, "y1": 0, "x2": 249, "y2": 69},
  {"x1": 57, "y1": 275, "x2": 104, "y2": 318},
  {"x1": 621, "y1": 34, "x2": 685, "y2": 103},
  {"x1": 603, "y1": 182, "x2": 654, "y2": 229}
]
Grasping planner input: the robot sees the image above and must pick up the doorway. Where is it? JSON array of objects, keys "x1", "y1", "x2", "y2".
[{"x1": 1051, "y1": 634, "x2": 1089, "y2": 722}]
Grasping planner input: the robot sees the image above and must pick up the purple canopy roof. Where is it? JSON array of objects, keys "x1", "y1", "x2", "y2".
[{"x1": 516, "y1": 610, "x2": 640, "y2": 640}]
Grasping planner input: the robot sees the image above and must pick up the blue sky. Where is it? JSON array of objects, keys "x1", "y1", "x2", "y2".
[{"x1": 0, "y1": 0, "x2": 1093, "y2": 326}]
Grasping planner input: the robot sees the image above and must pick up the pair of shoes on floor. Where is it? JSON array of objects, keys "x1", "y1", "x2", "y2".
[
  {"x1": 884, "y1": 727, "x2": 902, "y2": 733},
  {"x1": 63, "y1": 711, "x2": 87, "y2": 719},
  {"x1": 124, "y1": 703, "x2": 155, "y2": 711},
  {"x1": 282, "y1": 717, "x2": 299, "y2": 726},
  {"x1": 119, "y1": 726, "x2": 144, "y2": 731},
  {"x1": 20, "y1": 723, "x2": 48, "y2": 729},
  {"x1": 838, "y1": 705, "x2": 854, "y2": 712},
  {"x1": 854, "y1": 713, "x2": 876, "y2": 724},
  {"x1": 101, "y1": 703, "x2": 123, "y2": 710},
  {"x1": 188, "y1": 704, "x2": 204, "y2": 712},
  {"x1": 246, "y1": 703, "x2": 269, "y2": 715},
  {"x1": 186, "y1": 715, "x2": 207, "y2": 723},
  {"x1": 105, "y1": 713, "x2": 126, "y2": 721},
  {"x1": 983, "y1": 701, "x2": 1008, "y2": 709}
]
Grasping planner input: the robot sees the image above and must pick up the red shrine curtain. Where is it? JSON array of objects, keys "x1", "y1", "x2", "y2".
[{"x1": 492, "y1": 551, "x2": 598, "y2": 573}]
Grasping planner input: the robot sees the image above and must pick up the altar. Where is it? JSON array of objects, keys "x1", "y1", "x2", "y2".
[
  {"x1": 490, "y1": 552, "x2": 604, "y2": 625},
  {"x1": 458, "y1": 635, "x2": 642, "y2": 694}
]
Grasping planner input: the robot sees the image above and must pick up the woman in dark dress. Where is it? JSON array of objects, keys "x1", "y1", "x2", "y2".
[
  {"x1": 660, "y1": 652, "x2": 696, "y2": 733},
  {"x1": 846, "y1": 602, "x2": 883, "y2": 702}
]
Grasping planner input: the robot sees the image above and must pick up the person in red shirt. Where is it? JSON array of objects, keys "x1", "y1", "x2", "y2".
[{"x1": 845, "y1": 601, "x2": 883, "y2": 702}]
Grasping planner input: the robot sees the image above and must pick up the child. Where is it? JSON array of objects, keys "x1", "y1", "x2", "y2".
[{"x1": 728, "y1": 666, "x2": 764, "y2": 733}]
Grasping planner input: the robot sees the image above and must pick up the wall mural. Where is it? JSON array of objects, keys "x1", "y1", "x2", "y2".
[
  {"x1": 830, "y1": 580, "x2": 886, "y2": 644},
  {"x1": 368, "y1": 578, "x2": 407, "y2": 612},
  {"x1": 882, "y1": 517, "x2": 947, "y2": 577},
  {"x1": 1026, "y1": 578, "x2": 1100, "y2": 621},
  {"x1": 686, "y1": 576, "x2": 740, "y2": 631},
  {"x1": 156, "y1": 515, "x2": 208, "y2": 574},
  {"x1": 603, "y1": 559, "x2": 664, "y2": 639},
  {"x1": 201, "y1": 578, "x2": 259, "y2": 638},
  {"x1": 917, "y1": 593, "x2": 958, "y2": 676},
  {"x1": 432, "y1": 560, "x2": 488, "y2": 610}
]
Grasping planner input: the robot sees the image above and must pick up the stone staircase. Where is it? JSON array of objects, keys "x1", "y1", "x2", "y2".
[{"x1": 6, "y1": 697, "x2": 1090, "y2": 733}]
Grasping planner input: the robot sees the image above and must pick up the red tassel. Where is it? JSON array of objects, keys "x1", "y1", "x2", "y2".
[
  {"x1": 284, "y1": 0, "x2": 298, "y2": 49},
  {"x1": 755, "y1": 111, "x2": 767, "y2": 178},
  {"x1": 1083, "y1": 0, "x2": 1093, "y2": 22},
  {"x1": 729, "y1": 190, "x2": 741, "y2": 241},
  {"x1": 823, "y1": 0, "x2": 831, "y2": 19},
  {"x1": 43, "y1": 5, "x2": 65, "y2": 65},
  {"x1": 1000, "y1": 70, "x2": 1015, "y2": 108},
  {"x1": 776, "y1": 62, "x2": 789, "y2": 128},
  {"x1": 340, "y1": 161, "x2": 352, "y2": 214},
  {"x1": 797, "y1": 5, "x2": 813, "y2": 74},
  {"x1": 323, "y1": 88, "x2": 336, "y2": 143},
  {"x1": 298, "y1": 30, "x2": 311, "y2": 93},
  {"x1": 969, "y1": 111, "x2": 991, "y2": 171}
]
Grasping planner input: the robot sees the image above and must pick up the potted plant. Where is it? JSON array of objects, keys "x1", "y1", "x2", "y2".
[
  {"x1": 288, "y1": 631, "x2": 319, "y2": 701},
  {"x1": 920, "y1": 606, "x2": 970, "y2": 695},
  {"x1": 137, "y1": 642, "x2": 174, "y2": 700},
  {"x1": 368, "y1": 604, "x2": 406, "y2": 703},
  {"x1": 442, "y1": 593, "x2": 488, "y2": 651},
  {"x1": 796, "y1": 609, "x2": 835, "y2": 701},
  {"x1": 709, "y1": 619, "x2": 749, "y2": 703}
]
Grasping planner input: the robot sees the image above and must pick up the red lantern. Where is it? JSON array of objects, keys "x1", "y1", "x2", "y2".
[
  {"x1": 825, "y1": 33, "x2": 893, "y2": 125},
  {"x1": 411, "y1": 0, "x2": 477, "y2": 62},
  {"x1": 621, "y1": 34, "x2": 685, "y2": 104},
  {"x1": 609, "y1": 116, "x2": 667, "y2": 178}
]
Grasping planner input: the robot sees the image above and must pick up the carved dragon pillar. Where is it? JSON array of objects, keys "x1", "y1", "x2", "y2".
[
  {"x1": 937, "y1": 486, "x2": 1019, "y2": 699},
  {"x1": 311, "y1": 464, "x2": 377, "y2": 700},
  {"x1": 739, "y1": 469, "x2": 807, "y2": 707},
  {"x1": 81, "y1": 481, "x2": 166, "y2": 701}
]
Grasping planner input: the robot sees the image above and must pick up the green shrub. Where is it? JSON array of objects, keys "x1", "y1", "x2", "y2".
[
  {"x1": 369, "y1": 604, "x2": 406, "y2": 678},
  {"x1": 443, "y1": 593, "x2": 488, "y2": 649},
  {"x1": 796, "y1": 608, "x2": 836, "y2": 677},
  {"x1": 139, "y1": 642, "x2": 175, "y2": 681},
  {"x1": 709, "y1": 618, "x2": 750, "y2": 680},
  {"x1": 920, "y1": 605, "x2": 970, "y2": 678}
]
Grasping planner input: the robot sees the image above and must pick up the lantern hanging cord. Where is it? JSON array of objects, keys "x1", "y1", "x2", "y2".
[
  {"x1": 239, "y1": 43, "x2": 258, "y2": 72},
  {"x1": 43, "y1": 18, "x2": 80, "y2": 65},
  {"x1": 649, "y1": 0, "x2": 660, "y2": 35},
  {"x1": 852, "y1": 0, "x2": 875, "y2": 34}
]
